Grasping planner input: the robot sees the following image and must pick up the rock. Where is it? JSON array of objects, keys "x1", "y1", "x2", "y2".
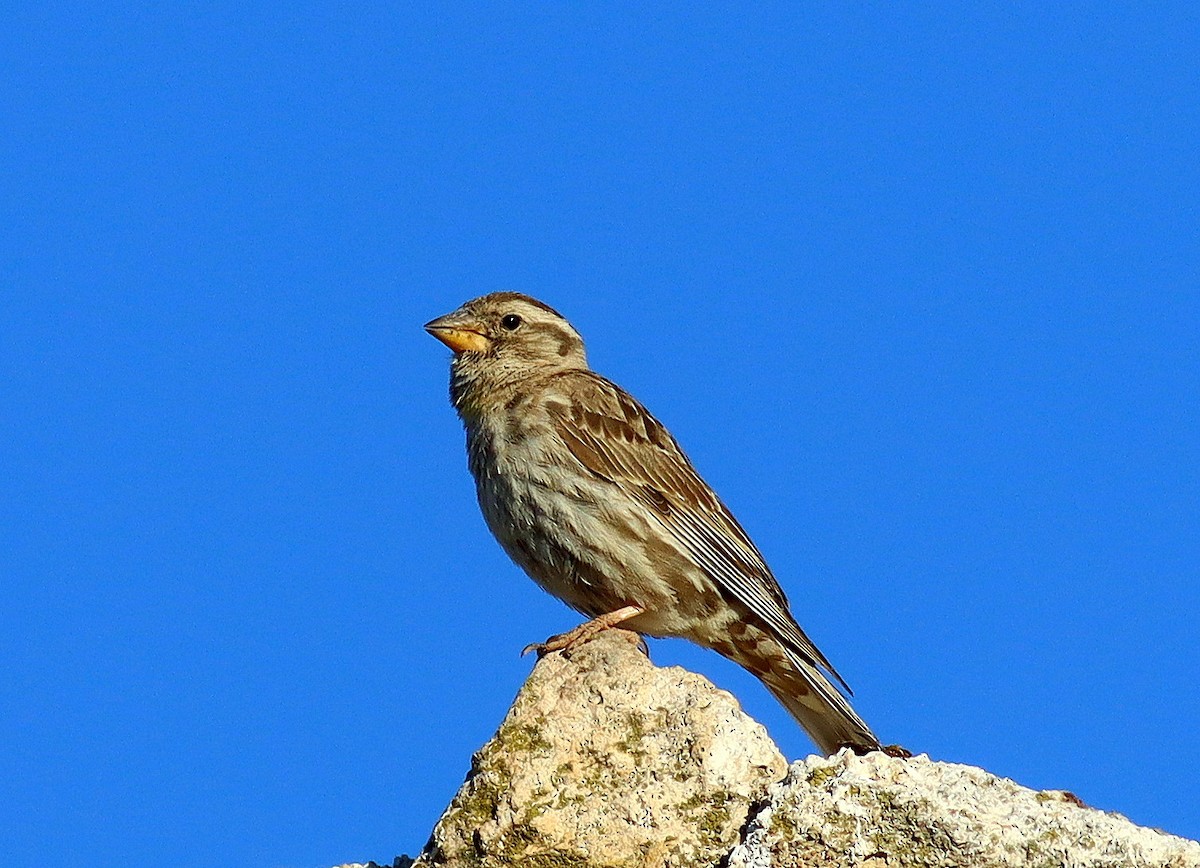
[
  {"x1": 728, "y1": 750, "x2": 1200, "y2": 868},
  {"x1": 412, "y1": 629, "x2": 787, "y2": 868},
  {"x1": 350, "y1": 629, "x2": 1200, "y2": 868}
]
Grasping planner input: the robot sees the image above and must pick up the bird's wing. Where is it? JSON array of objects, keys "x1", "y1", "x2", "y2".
[{"x1": 543, "y1": 370, "x2": 852, "y2": 693}]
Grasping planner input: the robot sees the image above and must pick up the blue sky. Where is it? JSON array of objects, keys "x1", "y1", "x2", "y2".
[{"x1": 3, "y1": 3, "x2": 1197, "y2": 865}]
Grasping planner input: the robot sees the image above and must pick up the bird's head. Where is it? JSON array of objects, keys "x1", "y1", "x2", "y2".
[
  {"x1": 425, "y1": 292, "x2": 588, "y2": 370},
  {"x1": 425, "y1": 292, "x2": 588, "y2": 416}
]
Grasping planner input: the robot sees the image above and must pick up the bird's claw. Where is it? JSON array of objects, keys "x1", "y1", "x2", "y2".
[
  {"x1": 520, "y1": 640, "x2": 552, "y2": 658},
  {"x1": 519, "y1": 625, "x2": 593, "y2": 658},
  {"x1": 520, "y1": 613, "x2": 648, "y2": 660}
]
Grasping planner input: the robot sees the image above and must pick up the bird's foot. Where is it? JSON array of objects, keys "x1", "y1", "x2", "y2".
[
  {"x1": 837, "y1": 741, "x2": 913, "y2": 758},
  {"x1": 521, "y1": 605, "x2": 645, "y2": 658}
]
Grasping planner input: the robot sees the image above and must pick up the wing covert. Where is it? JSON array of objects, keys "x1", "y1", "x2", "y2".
[{"x1": 543, "y1": 370, "x2": 851, "y2": 693}]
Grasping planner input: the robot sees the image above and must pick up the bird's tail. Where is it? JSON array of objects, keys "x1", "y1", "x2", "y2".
[
  {"x1": 759, "y1": 652, "x2": 880, "y2": 755},
  {"x1": 713, "y1": 628, "x2": 880, "y2": 756}
]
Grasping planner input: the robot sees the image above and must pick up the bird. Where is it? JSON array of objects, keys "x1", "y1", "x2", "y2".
[{"x1": 425, "y1": 291, "x2": 884, "y2": 755}]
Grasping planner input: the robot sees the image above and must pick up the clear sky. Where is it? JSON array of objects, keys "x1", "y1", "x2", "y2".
[{"x1": 3, "y1": 4, "x2": 1197, "y2": 866}]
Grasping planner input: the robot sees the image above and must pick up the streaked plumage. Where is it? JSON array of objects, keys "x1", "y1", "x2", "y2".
[{"x1": 425, "y1": 291, "x2": 883, "y2": 755}]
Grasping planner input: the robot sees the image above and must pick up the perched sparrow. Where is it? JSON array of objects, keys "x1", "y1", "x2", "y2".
[{"x1": 425, "y1": 292, "x2": 882, "y2": 755}]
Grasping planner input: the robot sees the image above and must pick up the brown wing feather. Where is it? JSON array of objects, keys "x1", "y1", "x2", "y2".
[{"x1": 544, "y1": 370, "x2": 853, "y2": 694}]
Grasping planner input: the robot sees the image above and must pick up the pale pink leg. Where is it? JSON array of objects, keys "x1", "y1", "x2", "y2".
[{"x1": 521, "y1": 605, "x2": 645, "y2": 657}]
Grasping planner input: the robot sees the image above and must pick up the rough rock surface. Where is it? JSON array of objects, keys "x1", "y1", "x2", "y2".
[
  {"x1": 344, "y1": 628, "x2": 1200, "y2": 868},
  {"x1": 412, "y1": 629, "x2": 787, "y2": 868},
  {"x1": 729, "y1": 751, "x2": 1200, "y2": 868}
]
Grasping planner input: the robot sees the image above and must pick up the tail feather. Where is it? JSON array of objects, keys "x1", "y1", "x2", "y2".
[
  {"x1": 759, "y1": 651, "x2": 880, "y2": 755},
  {"x1": 709, "y1": 621, "x2": 880, "y2": 755}
]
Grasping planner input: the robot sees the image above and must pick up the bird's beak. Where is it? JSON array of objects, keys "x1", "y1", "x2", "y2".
[{"x1": 424, "y1": 311, "x2": 492, "y2": 354}]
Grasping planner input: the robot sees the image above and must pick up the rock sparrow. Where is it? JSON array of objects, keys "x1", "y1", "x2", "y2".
[{"x1": 425, "y1": 292, "x2": 883, "y2": 755}]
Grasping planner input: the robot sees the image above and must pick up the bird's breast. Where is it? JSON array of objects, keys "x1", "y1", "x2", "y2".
[{"x1": 462, "y1": 412, "x2": 721, "y2": 631}]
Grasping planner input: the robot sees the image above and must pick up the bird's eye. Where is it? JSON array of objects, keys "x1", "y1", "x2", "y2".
[{"x1": 500, "y1": 314, "x2": 523, "y2": 331}]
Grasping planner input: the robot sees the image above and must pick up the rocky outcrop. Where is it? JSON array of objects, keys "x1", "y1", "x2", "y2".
[
  {"x1": 413, "y1": 630, "x2": 786, "y2": 868},
  {"x1": 730, "y1": 751, "x2": 1200, "y2": 868},
  {"x1": 348, "y1": 629, "x2": 1199, "y2": 868}
]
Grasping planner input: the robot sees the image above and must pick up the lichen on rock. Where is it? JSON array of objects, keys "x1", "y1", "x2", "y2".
[
  {"x1": 344, "y1": 630, "x2": 1200, "y2": 868},
  {"x1": 728, "y1": 751, "x2": 1200, "y2": 868},
  {"x1": 412, "y1": 629, "x2": 786, "y2": 868}
]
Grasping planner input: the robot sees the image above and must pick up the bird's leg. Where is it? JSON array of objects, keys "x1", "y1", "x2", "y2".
[{"x1": 521, "y1": 605, "x2": 645, "y2": 657}]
